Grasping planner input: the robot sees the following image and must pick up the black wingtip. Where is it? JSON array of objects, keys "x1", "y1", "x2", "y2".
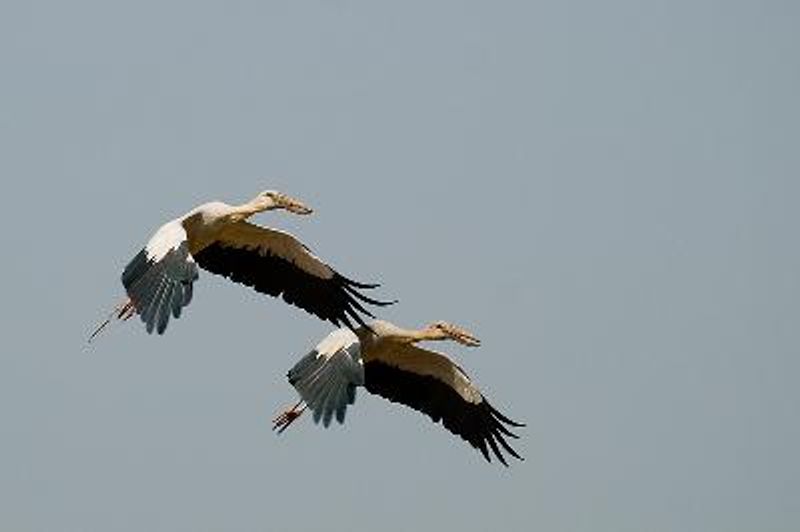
[
  {"x1": 484, "y1": 434, "x2": 509, "y2": 466},
  {"x1": 337, "y1": 273, "x2": 398, "y2": 306},
  {"x1": 342, "y1": 283, "x2": 397, "y2": 307},
  {"x1": 336, "y1": 272, "x2": 381, "y2": 290},
  {"x1": 345, "y1": 297, "x2": 376, "y2": 320},
  {"x1": 495, "y1": 431, "x2": 524, "y2": 462},
  {"x1": 489, "y1": 403, "x2": 526, "y2": 428}
]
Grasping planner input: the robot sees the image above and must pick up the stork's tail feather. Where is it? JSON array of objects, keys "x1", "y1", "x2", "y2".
[{"x1": 88, "y1": 298, "x2": 135, "y2": 344}]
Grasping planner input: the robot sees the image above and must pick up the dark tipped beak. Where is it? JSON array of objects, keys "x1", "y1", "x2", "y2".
[
  {"x1": 286, "y1": 201, "x2": 313, "y2": 215},
  {"x1": 460, "y1": 334, "x2": 481, "y2": 347}
]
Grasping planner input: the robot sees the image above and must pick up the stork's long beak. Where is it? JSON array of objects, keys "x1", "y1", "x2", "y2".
[
  {"x1": 278, "y1": 194, "x2": 313, "y2": 215},
  {"x1": 439, "y1": 322, "x2": 481, "y2": 347},
  {"x1": 454, "y1": 330, "x2": 481, "y2": 347}
]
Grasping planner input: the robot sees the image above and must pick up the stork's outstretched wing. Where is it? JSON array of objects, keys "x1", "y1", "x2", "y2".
[
  {"x1": 193, "y1": 221, "x2": 393, "y2": 329},
  {"x1": 364, "y1": 344, "x2": 524, "y2": 466}
]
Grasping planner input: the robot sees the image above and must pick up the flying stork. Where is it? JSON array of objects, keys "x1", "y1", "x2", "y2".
[
  {"x1": 90, "y1": 190, "x2": 392, "y2": 340},
  {"x1": 272, "y1": 320, "x2": 524, "y2": 466}
]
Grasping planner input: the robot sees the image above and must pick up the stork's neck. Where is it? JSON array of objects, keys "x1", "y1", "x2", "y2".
[
  {"x1": 409, "y1": 328, "x2": 446, "y2": 343},
  {"x1": 386, "y1": 325, "x2": 443, "y2": 344},
  {"x1": 228, "y1": 199, "x2": 272, "y2": 223}
]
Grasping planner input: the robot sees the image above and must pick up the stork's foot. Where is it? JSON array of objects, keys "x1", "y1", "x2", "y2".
[
  {"x1": 89, "y1": 298, "x2": 136, "y2": 343},
  {"x1": 117, "y1": 299, "x2": 136, "y2": 321},
  {"x1": 272, "y1": 401, "x2": 307, "y2": 434}
]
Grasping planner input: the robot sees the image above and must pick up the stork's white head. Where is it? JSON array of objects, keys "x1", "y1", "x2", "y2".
[
  {"x1": 426, "y1": 321, "x2": 481, "y2": 347},
  {"x1": 252, "y1": 190, "x2": 313, "y2": 215}
]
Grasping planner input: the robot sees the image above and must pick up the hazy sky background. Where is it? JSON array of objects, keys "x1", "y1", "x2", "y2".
[{"x1": 1, "y1": 1, "x2": 798, "y2": 531}]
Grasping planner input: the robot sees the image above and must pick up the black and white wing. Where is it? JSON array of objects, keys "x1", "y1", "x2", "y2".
[
  {"x1": 193, "y1": 221, "x2": 393, "y2": 330},
  {"x1": 286, "y1": 328, "x2": 364, "y2": 427},
  {"x1": 364, "y1": 344, "x2": 524, "y2": 466},
  {"x1": 121, "y1": 220, "x2": 199, "y2": 334}
]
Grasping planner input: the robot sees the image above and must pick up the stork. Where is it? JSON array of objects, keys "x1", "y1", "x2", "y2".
[
  {"x1": 273, "y1": 320, "x2": 524, "y2": 466},
  {"x1": 90, "y1": 190, "x2": 392, "y2": 340}
]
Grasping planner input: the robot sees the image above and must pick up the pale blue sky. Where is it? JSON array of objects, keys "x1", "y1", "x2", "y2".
[{"x1": 1, "y1": 1, "x2": 798, "y2": 531}]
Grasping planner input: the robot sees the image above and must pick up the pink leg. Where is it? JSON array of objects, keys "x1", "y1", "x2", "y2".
[
  {"x1": 88, "y1": 297, "x2": 135, "y2": 343},
  {"x1": 272, "y1": 400, "x2": 308, "y2": 434}
]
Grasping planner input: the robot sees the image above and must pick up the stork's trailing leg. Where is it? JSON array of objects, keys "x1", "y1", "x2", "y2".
[
  {"x1": 272, "y1": 400, "x2": 307, "y2": 434},
  {"x1": 88, "y1": 298, "x2": 136, "y2": 343}
]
